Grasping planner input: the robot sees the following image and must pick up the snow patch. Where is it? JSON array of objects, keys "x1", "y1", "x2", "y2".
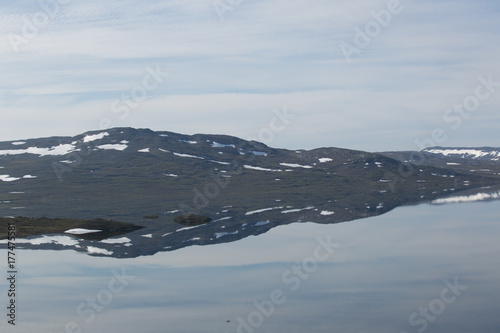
[
  {"x1": 0, "y1": 144, "x2": 79, "y2": 157},
  {"x1": 251, "y1": 151, "x2": 268, "y2": 156},
  {"x1": 319, "y1": 158, "x2": 333, "y2": 163},
  {"x1": 244, "y1": 165, "x2": 282, "y2": 172},
  {"x1": 212, "y1": 142, "x2": 235, "y2": 148},
  {"x1": 138, "y1": 148, "x2": 150, "y2": 153},
  {"x1": 425, "y1": 148, "x2": 500, "y2": 159},
  {"x1": 320, "y1": 210, "x2": 335, "y2": 216},
  {"x1": 209, "y1": 160, "x2": 230, "y2": 165},
  {"x1": 173, "y1": 152, "x2": 204, "y2": 159},
  {"x1": 83, "y1": 132, "x2": 109, "y2": 142},
  {"x1": 97, "y1": 144, "x2": 127, "y2": 151},
  {"x1": 0, "y1": 175, "x2": 20, "y2": 182},
  {"x1": 280, "y1": 163, "x2": 313, "y2": 169}
]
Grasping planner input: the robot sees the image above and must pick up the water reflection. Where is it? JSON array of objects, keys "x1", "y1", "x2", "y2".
[
  {"x1": 1, "y1": 200, "x2": 499, "y2": 332},
  {"x1": 2, "y1": 185, "x2": 500, "y2": 259}
]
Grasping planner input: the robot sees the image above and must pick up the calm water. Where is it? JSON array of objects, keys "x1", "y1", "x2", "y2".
[{"x1": 1, "y1": 200, "x2": 500, "y2": 333}]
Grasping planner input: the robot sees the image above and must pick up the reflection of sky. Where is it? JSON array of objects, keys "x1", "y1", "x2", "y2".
[{"x1": 1, "y1": 201, "x2": 500, "y2": 332}]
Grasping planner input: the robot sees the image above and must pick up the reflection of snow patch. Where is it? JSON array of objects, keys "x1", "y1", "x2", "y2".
[
  {"x1": 320, "y1": 210, "x2": 335, "y2": 216},
  {"x1": 254, "y1": 221, "x2": 270, "y2": 227},
  {"x1": 101, "y1": 237, "x2": 131, "y2": 244},
  {"x1": 185, "y1": 237, "x2": 201, "y2": 242},
  {"x1": 65, "y1": 228, "x2": 102, "y2": 234},
  {"x1": 141, "y1": 234, "x2": 153, "y2": 238},
  {"x1": 215, "y1": 231, "x2": 238, "y2": 238},
  {"x1": 101, "y1": 237, "x2": 132, "y2": 246},
  {"x1": 432, "y1": 191, "x2": 500, "y2": 204},
  {"x1": 176, "y1": 225, "x2": 203, "y2": 232},
  {"x1": 212, "y1": 216, "x2": 232, "y2": 222},
  {"x1": 87, "y1": 246, "x2": 113, "y2": 255},
  {"x1": 245, "y1": 207, "x2": 283, "y2": 215},
  {"x1": 0, "y1": 235, "x2": 78, "y2": 246},
  {"x1": 281, "y1": 207, "x2": 315, "y2": 214},
  {"x1": 138, "y1": 148, "x2": 150, "y2": 153}
]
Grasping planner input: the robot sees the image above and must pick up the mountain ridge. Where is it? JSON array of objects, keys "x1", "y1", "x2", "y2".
[{"x1": 1, "y1": 127, "x2": 499, "y2": 258}]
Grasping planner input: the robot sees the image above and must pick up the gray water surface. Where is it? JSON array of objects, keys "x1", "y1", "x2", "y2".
[{"x1": 2, "y1": 200, "x2": 499, "y2": 333}]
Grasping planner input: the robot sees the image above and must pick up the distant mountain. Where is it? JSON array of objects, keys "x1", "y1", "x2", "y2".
[
  {"x1": 422, "y1": 147, "x2": 500, "y2": 161},
  {"x1": 381, "y1": 146, "x2": 500, "y2": 177},
  {"x1": 1, "y1": 128, "x2": 499, "y2": 258}
]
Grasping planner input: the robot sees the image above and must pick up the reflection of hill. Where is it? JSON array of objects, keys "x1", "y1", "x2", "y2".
[
  {"x1": 2, "y1": 185, "x2": 500, "y2": 258},
  {"x1": 0, "y1": 217, "x2": 143, "y2": 241},
  {"x1": 1, "y1": 128, "x2": 500, "y2": 258}
]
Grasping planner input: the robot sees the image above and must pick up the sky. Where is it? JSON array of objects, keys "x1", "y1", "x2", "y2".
[{"x1": 0, "y1": 0, "x2": 499, "y2": 152}]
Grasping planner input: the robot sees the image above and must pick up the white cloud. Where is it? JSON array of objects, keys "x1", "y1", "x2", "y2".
[{"x1": 0, "y1": 0, "x2": 499, "y2": 151}]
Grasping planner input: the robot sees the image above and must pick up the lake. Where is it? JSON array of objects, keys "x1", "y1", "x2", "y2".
[{"x1": 1, "y1": 199, "x2": 499, "y2": 333}]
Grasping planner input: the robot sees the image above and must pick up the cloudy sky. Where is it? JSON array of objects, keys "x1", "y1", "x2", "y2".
[{"x1": 0, "y1": 0, "x2": 499, "y2": 151}]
